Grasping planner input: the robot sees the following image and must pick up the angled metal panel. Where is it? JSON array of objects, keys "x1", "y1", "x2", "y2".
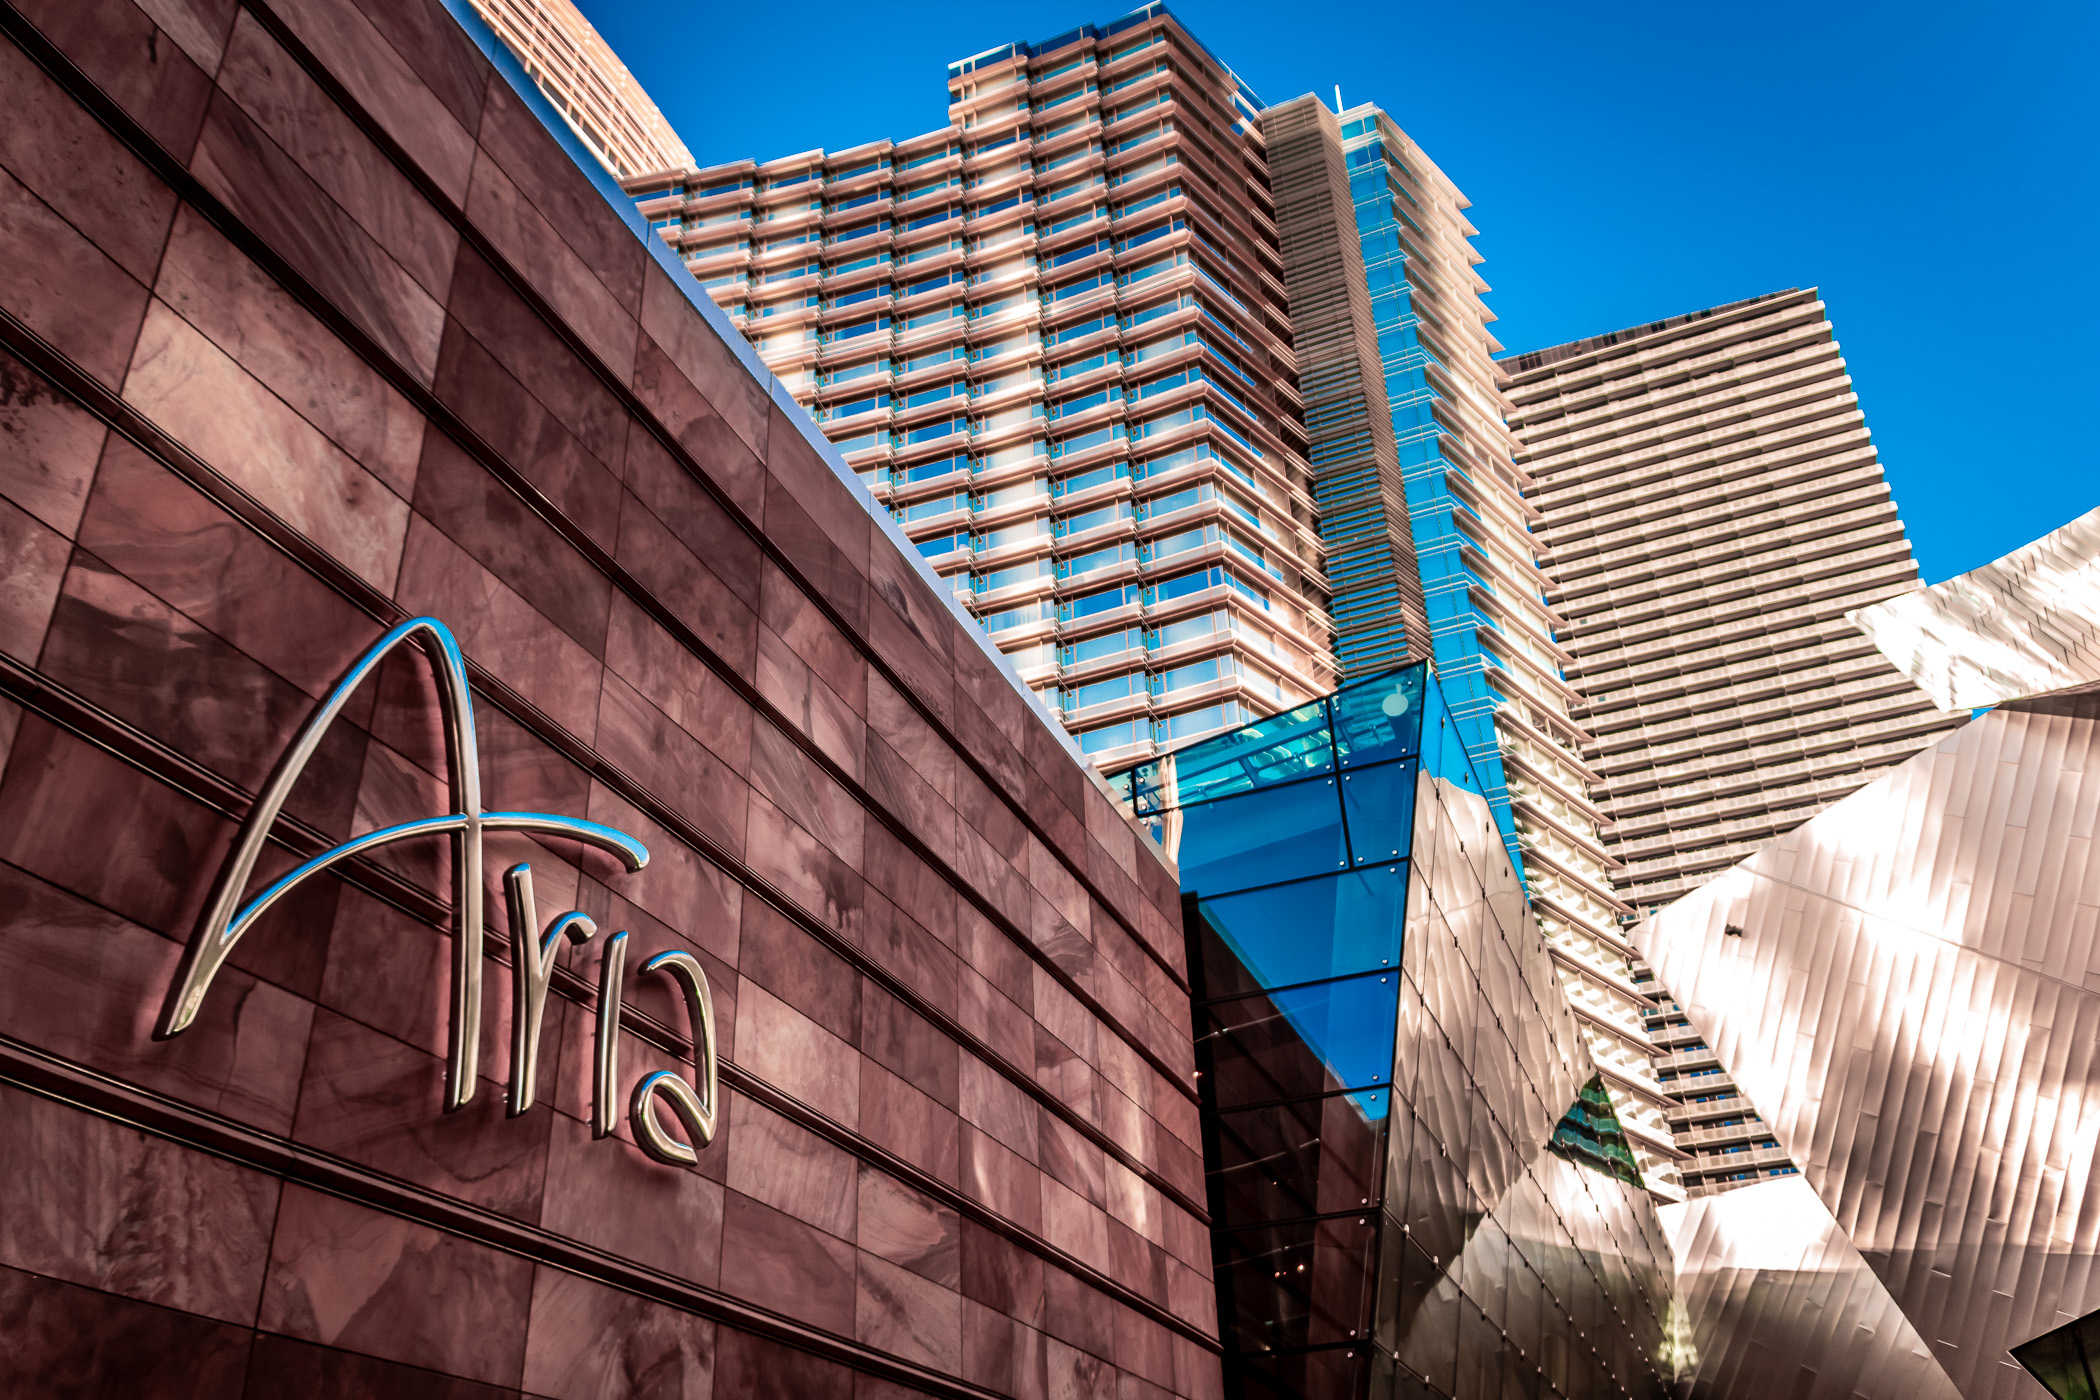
[
  {"x1": 1661, "y1": 1175, "x2": 1964, "y2": 1398},
  {"x1": 1636, "y1": 709, "x2": 2100, "y2": 1398},
  {"x1": 1850, "y1": 505, "x2": 2100, "y2": 708}
]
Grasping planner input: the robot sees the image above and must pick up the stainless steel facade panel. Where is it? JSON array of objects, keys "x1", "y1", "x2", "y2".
[
  {"x1": 1390, "y1": 771, "x2": 1676, "y2": 1397},
  {"x1": 1636, "y1": 708, "x2": 2100, "y2": 1397},
  {"x1": 1851, "y1": 505, "x2": 2100, "y2": 710},
  {"x1": 1662, "y1": 1176, "x2": 1963, "y2": 1398},
  {"x1": 1134, "y1": 665, "x2": 1678, "y2": 1395}
]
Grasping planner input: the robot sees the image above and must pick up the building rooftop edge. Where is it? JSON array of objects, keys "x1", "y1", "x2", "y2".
[
  {"x1": 946, "y1": 2, "x2": 1264, "y2": 111},
  {"x1": 1498, "y1": 288, "x2": 1808, "y2": 378},
  {"x1": 435, "y1": 0, "x2": 1170, "y2": 860}
]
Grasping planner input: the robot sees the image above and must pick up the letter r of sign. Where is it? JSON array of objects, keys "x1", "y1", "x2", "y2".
[{"x1": 154, "y1": 616, "x2": 719, "y2": 1165}]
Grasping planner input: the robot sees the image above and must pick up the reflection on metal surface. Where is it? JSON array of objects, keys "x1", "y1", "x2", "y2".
[
  {"x1": 1660, "y1": 1175, "x2": 1961, "y2": 1398},
  {"x1": 1125, "y1": 664, "x2": 1677, "y2": 1396},
  {"x1": 1637, "y1": 706, "x2": 2100, "y2": 1398},
  {"x1": 593, "y1": 929, "x2": 629, "y2": 1140},
  {"x1": 631, "y1": 1071, "x2": 712, "y2": 1165},
  {"x1": 502, "y1": 863, "x2": 597, "y2": 1117},
  {"x1": 1849, "y1": 504, "x2": 2100, "y2": 709},
  {"x1": 2011, "y1": 1308, "x2": 2100, "y2": 1399},
  {"x1": 628, "y1": 951, "x2": 720, "y2": 1164},
  {"x1": 157, "y1": 616, "x2": 648, "y2": 1113},
  {"x1": 1548, "y1": 1074, "x2": 1644, "y2": 1188}
]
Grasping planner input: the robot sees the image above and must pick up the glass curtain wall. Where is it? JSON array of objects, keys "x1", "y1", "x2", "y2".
[{"x1": 1113, "y1": 666, "x2": 1674, "y2": 1398}]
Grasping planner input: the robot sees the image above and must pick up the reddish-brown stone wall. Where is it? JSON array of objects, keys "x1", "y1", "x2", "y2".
[{"x1": 0, "y1": 0, "x2": 1219, "y2": 1394}]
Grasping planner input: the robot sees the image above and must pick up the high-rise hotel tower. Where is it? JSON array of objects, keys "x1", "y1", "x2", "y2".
[
  {"x1": 1263, "y1": 97, "x2": 1682, "y2": 1195},
  {"x1": 1504, "y1": 289, "x2": 1964, "y2": 916},
  {"x1": 620, "y1": 6, "x2": 1335, "y2": 767},
  {"x1": 1502, "y1": 290, "x2": 1965, "y2": 1195},
  {"x1": 465, "y1": 0, "x2": 693, "y2": 178}
]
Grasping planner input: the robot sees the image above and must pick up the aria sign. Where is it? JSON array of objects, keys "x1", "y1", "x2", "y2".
[{"x1": 154, "y1": 616, "x2": 720, "y2": 1166}]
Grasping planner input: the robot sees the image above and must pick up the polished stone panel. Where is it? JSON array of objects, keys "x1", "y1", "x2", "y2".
[
  {"x1": 471, "y1": 79, "x2": 640, "y2": 318},
  {"x1": 190, "y1": 91, "x2": 447, "y2": 384},
  {"x1": 611, "y1": 482, "x2": 759, "y2": 681},
  {"x1": 718, "y1": 1188, "x2": 857, "y2": 1336},
  {"x1": 0, "y1": 1263, "x2": 253, "y2": 1399},
  {"x1": 265, "y1": 0, "x2": 479, "y2": 204},
  {"x1": 410, "y1": 429, "x2": 612, "y2": 654},
  {"x1": 858, "y1": 1248, "x2": 964, "y2": 1374},
  {"x1": 258, "y1": 1185, "x2": 536, "y2": 1387},
  {"x1": 0, "y1": 0, "x2": 1209, "y2": 1391},
  {"x1": 293, "y1": 1008, "x2": 551, "y2": 1220},
  {"x1": 0, "y1": 1081, "x2": 278, "y2": 1323},
  {"x1": 428, "y1": 313, "x2": 623, "y2": 552},
  {"x1": 0, "y1": 347, "x2": 107, "y2": 538},
  {"x1": 123, "y1": 299, "x2": 413, "y2": 589},
  {"x1": 462, "y1": 147, "x2": 637, "y2": 384},
  {"x1": 77, "y1": 438, "x2": 384, "y2": 701},
  {"x1": 217, "y1": 11, "x2": 458, "y2": 300},
  {"x1": 242, "y1": 1332, "x2": 516, "y2": 1400},
  {"x1": 724, "y1": 1097, "x2": 858, "y2": 1239},
  {"x1": 628, "y1": 335, "x2": 766, "y2": 522},
  {"x1": 39, "y1": 552, "x2": 368, "y2": 831},
  {"x1": 0, "y1": 163, "x2": 153, "y2": 389},
  {"x1": 0, "y1": 855, "x2": 313, "y2": 1132},
  {"x1": 0, "y1": 496, "x2": 68, "y2": 663},
  {"x1": 0, "y1": 29, "x2": 178, "y2": 285},
  {"x1": 393, "y1": 515, "x2": 600, "y2": 740},
  {"x1": 11, "y1": 0, "x2": 215, "y2": 163},
  {"x1": 520, "y1": 1265, "x2": 715, "y2": 1400}
]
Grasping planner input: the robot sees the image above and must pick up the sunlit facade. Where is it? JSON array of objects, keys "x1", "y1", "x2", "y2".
[
  {"x1": 622, "y1": 5, "x2": 1335, "y2": 767},
  {"x1": 1638, "y1": 507, "x2": 2100, "y2": 1396},
  {"x1": 464, "y1": 0, "x2": 693, "y2": 178},
  {"x1": 1262, "y1": 96, "x2": 1680, "y2": 1199},
  {"x1": 1850, "y1": 501, "x2": 2100, "y2": 709},
  {"x1": 1502, "y1": 289, "x2": 1968, "y2": 1196},
  {"x1": 1505, "y1": 289, "x2": 1964, "y2": 915}
]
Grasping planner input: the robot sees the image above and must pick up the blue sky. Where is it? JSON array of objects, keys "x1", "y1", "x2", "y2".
[{"x1": 576, "y1": 0, "x2": 2098, "y2": 581}]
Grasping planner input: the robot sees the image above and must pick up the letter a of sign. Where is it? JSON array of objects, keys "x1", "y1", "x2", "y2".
[{"x1": 156, "y1": 617, "x2": 650, "y2": 1112}]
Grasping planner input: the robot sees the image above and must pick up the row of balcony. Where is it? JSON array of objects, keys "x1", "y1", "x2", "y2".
[
  {"x1": 1686, "y1": 1143, "x2": 1791, "y2": 1172},
  {"x1": 656, "y1": 102, "x2": 1190, "y2": 248},
  {"x1": 828, "y1": 401, "x2": 1281, "y2": 500},
  {"x1": 968, "y1": 566, "x2": 1311, "y2": 651},
  {"x1": 1654, "y1": 1043, "x2": 1720, "y2": 1072},
  {"x1": 728, "y1": 239, "x2": 1277, "y2": 368},
  {"x1": 1683, "y1": 1164, "x2": 1800, "y2": 1198},
  {"x1": 1674, "y1": 1117, "x2": 1772, "y2": 1147}
]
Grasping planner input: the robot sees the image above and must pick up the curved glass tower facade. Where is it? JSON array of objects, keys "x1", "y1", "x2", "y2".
[{"x1": 1264, "y1": 97, "x2": 1680, "y2": 1196}]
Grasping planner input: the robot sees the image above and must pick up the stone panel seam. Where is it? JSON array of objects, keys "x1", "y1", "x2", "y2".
[
  {"x1": 0, "y1": 1033, "x2": 1017, "y2": 1395},
  {"x1": 0, "y1": 299, "x2": 1211, "y2": 1235},
  {"x1": 227, "y1": 0, "x2": 1193, "y2": 999},
  {"x1": 0, "y1": 3, "x2": 1201, "y2": 1110}
]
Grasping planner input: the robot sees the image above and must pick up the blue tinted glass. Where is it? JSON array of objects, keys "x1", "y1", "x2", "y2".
[
  {"x1": 1332, "y1": 666, "x2": 1424, "y2": 767},
  {"x1": 1199, "y1": 867, "x2": 1408, "y2": 988},
  {"x1": 1206, "y1": 969, "x2": 1401, "y2": 1098},
  {"x1": 1141, "y1": 700, "x2": 1333, "y2": 813},
  {"x1": 1177, "y1": 777, "x2": 1345, "y2": 895},
  {"x1": 1417, "y1": 679, "x2": 1485, "y2": 792},
  {"x1": 1342, "y1": 758, "x2": 1418, "y2": 865}
]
